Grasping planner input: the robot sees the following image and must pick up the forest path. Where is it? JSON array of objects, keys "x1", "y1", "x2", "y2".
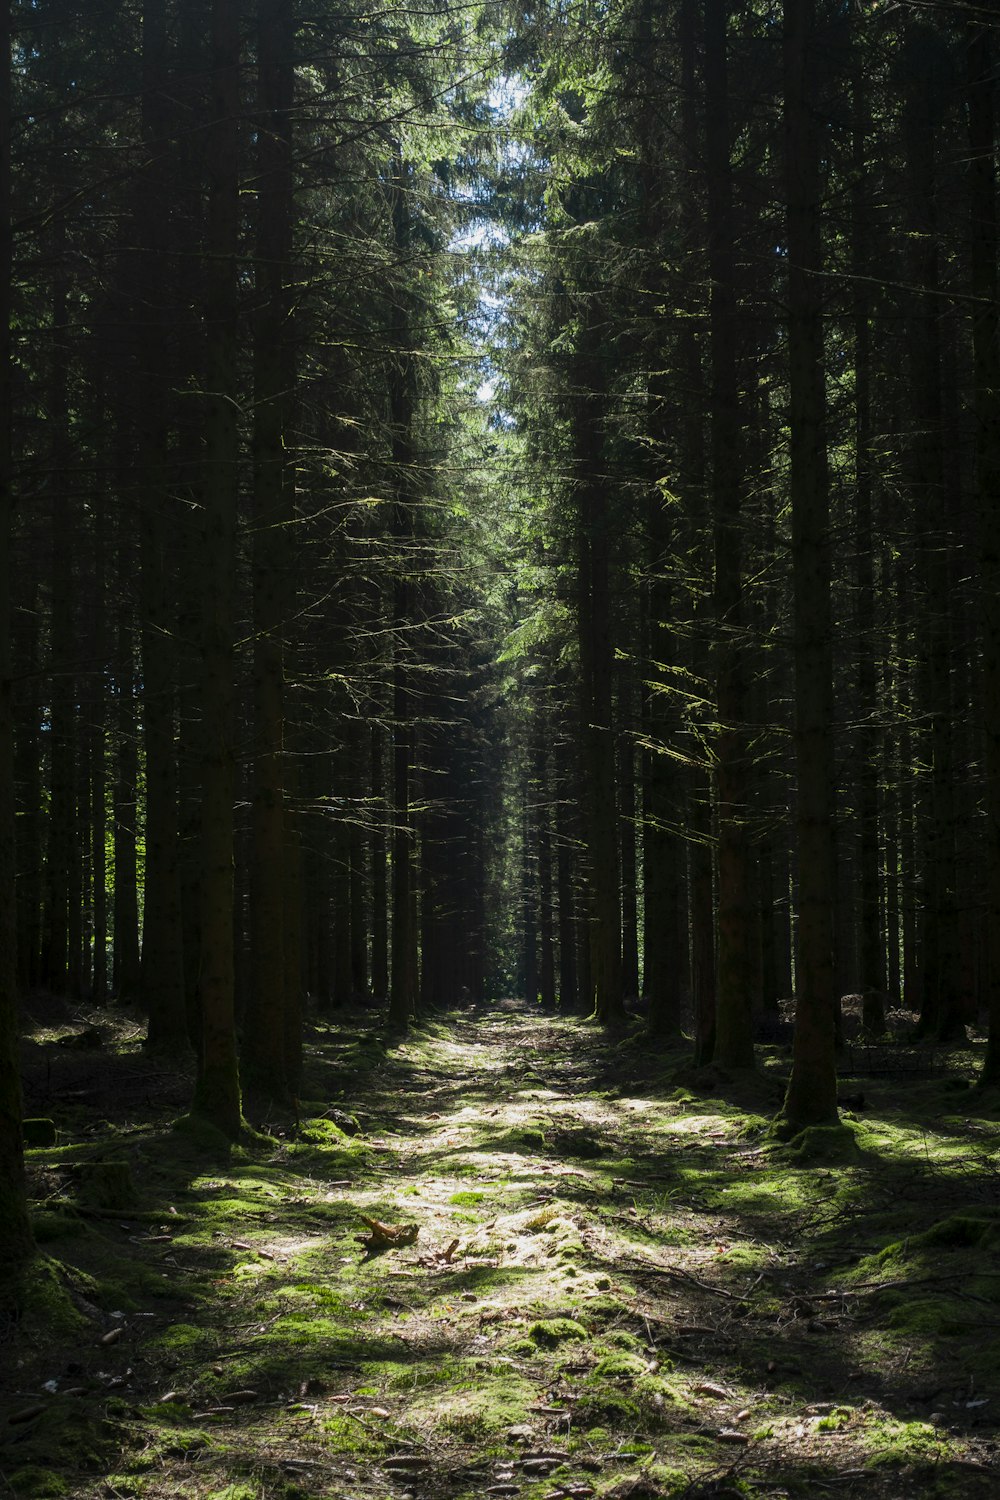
[{"x1": 5, "y1": 1002, "x2": 1000, "y2": 1499}]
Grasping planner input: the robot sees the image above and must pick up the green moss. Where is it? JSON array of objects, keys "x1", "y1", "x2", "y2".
[
  {"x1": 158, "y1": 1321, "x2": 214, "y2": 1355},
  {"x1": 19, "y1": 1258, "x2": 90, "y2": 1339},
  {"x1": 776, "y1": 1121, "x2": 863, "y2": 1162},
  {"x1": 579, "y1": 1294, "x2": 629, "y2": 1324},
  {"x1": 172, "y1": 1114, "x2": 234, "y2": 1157},
  {"x1": 449, "y1": 1190, "x2": 486, "y2": 1206},
  {"x1": 886, "y1": 1296, "x2": 970, "y2": 1337},
  {"x1": 504, "y1": 1335, "x2": 541, "y2": 1356},
  {"x1": 913, "y1": 1214, "x2": 999, "y2": 1250},
  {"x1": 593, "y1": 1351, "x2": 647, "y2": 1381},
  {"x1": 418, "y1": 1369, "x2": 535, "y2": 1440},
  {"x1": 864, "y1": 1418, "x2": 943, "y2": 1468},
  {"x1": 529, "y1": 1317, "x2": 588, "y2": 1347},
  {"x1": 492, "y1": 1125, "x2": 547, "y2": 1151},
  {"x1": 5, "y1": 1469, "x2": 69, "y2": 1497},
  {"x1": 296, "y1": 1117, "x2": 350, "y2": 1145},
  {"x1": 31, "y1": 1207, "x2": 87, "y2": 1244},
  {"x1": 340, "y1": 1036, "x2": 388, "y2": 1072},
  {"x1": 572, "y1": 1388, "x2": 640, "y2": 1425},
  {"x1": 602, "y1": 1330, "x2": 644, "y2": 1352},
  {"x1": 321, "y1": 1409, "x2": 389, "y2": 1456}
]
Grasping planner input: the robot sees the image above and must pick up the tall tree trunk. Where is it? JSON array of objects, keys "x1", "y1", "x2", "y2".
[
  {"x1": 522, "y1": 782, "x2": 538, "y2": 1003},
  {"x1": 903, "y1": 38, "x2": 961, "y2": 1044},
  {"x1": 851, "y1": 20, "x2": 884, "y2": 1034},
  {"x1": 0, "y1": 0, "x2": 31, "y2": 1271},
  {"x1": 618, "y1": 682, "x2": 640, "y2": 1001},
  {"x1": 89, "y1": 487, "x2": 108, "y2": 1005},
  {"x1": 573, "y1": 325, "x2": 623, "y2": 1024},
  {"x1": 192, "y1": 0, "x2": 243, "y2": 1137},
  {"x1": 139, "y1": 0, "x2": 187, "y2": 1049},
  {"x1": 555, "y1": 737, "x2": 578, "y2": 1011},
  {"x1": 387, "y1": 149, "x2": 416, "y2": 1031},
  {"x1": 42, "y1": 260, "x2": 75, "y2": 996},
  {"x1": 968, "y1": 5, "x2": 1000, "y2": 1080},
  {"x1": 113, "y1": 515, "x2": 141, "y2": 999},
  {"x1": 780, "y1": 0, "x2": 839, "y2": 1131},
  {"x1": 15, "y1": 571, "x2": 42, "y2": 992},
  {"x1": 244, "y1": 0, "x2": 295, "y2": 1092},
  {"x1": 370, "y1": 717, "x2": 389, "y2": 999},
  {"x1": 705, "y1": 0, "x2": 753, "y2": 1069},
  {"x1": 537, "y1": 744, "x2": 557, "y2": 1009}
]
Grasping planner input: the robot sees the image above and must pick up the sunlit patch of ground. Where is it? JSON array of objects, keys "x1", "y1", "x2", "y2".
[{"x1": 4, "y1": 1003, "x2": 1000, "y2": 1498}]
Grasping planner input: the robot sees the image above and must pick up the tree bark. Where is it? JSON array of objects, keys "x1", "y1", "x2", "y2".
[
  {"x1": 138, "y1": 0, "x2": 187, "y2": 1049},
  {"x1": 705, "y1": 0, "x2": 753, "y2": 1069},
  {"x1": 780, "y1": 0, "x2": 839, "y2": 1131},
  {"x1": 851, "y1": 17, "x2": 885, "y2": 1034},
  {"x1": 192, "y1": 0, "x2": 243, "y2": 1137},
  {"x1": 967, "y1": 5, "x2": 1000, "y2": 1080},
  {"x1": 0, "y1": 0, "x2": 32, "y2": 1271},
  {"x1": 572, "y1": 322, "x2": 623, "y2": 1024}
]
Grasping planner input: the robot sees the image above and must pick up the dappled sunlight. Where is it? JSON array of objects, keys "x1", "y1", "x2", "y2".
[{"x1": 7, "y1": 1006, "x2": 1000, "y2": 1499}]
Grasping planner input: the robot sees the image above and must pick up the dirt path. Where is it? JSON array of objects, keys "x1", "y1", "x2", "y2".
[{"x1": 4, "y1": 1002, "x2": 1000, "y2": 1498}]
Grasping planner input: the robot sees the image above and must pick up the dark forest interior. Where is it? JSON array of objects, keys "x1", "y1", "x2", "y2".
[{"x1": 3, "y1": 0, "x2": 1000, "y2": 1495}]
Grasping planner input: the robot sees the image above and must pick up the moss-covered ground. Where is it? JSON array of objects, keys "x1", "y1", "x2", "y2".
[{"x1": 3, "y1": 998, "x2": 1000, "y2": 1498}]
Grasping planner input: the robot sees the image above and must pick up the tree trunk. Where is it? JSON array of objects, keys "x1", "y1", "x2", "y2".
[
  {"x1": 370, "y1": 717, "x2": 389, "y2": 999},
  {"x1": 537, "y1": 744, "x2": 556, "y2": 1009},
  {"x1": 138, "y1": 0, "x2": 187, "y2": 1049},
  {"x1": 0, "y1": 0, "x2": 31, "y2": 1270},
  {"x1": 852, "y1": 36, "x2": 884, "y2": 1033},
  {"x1": 387, "y1": 149, "x2": 416, "y2": 1032},
  {"x1": 573, "y1": 326, "x2": 623, "y2": 1024},
  {"x1": 112, "y1": 518, "x2": 142, "y2": 1000},
  {"x1": 705, "y1": 0, "x2": 753, "y2": 1069},
  {"x1": 555, "y1": 737, "x2": 578, "y2": 1011},
  {"x1": 243, "y1": 0, "x2": 295, "y2": 1092},
  {"x1": 618, "y1": 685, "x2": 640, "y2": 1002},
  {"x1": 903, "y1": 37, "x2": 962, "y2": 1044},
  {"x1": 521, "y1": 784, "x2": 537, "y2": 1003},
  {"x1": 780, "y1": 0, "x2": 839, "y2": 1131},
  {"x1": 192, "y1": 0, "x2": 243, "y2": 1138},
  {"x1": 968, "y1": 6, "x2": 1000, "y2": 1080},
  {"x1": 42, "y1": 261, "x2": 75, "y2": 997}
]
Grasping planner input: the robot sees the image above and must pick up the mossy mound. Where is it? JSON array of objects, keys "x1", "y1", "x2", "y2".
[
  {"x1": 490, "y1": 1124, "x2": 548, "y2": 1152},
  {"x1": 528, "y1": 1316, "x2": 588, "y2": 1347},
  {"x1": 864, "y1": 1213, "x2": 1000, "y2": 1276},
  {"x1": 295, "y1": 1116, "x2": 351, "y2": 1145},
  {"x1": 16, "y1": 1257, "x2": 92, "y2": 1339},
  {"x1": 31, "y1": 1206, "x2": 87, "y2": 1244},
  {"x1": 885, "y1": 1295, "x2": 972, "y2": 1338},
  {"x1": 4, "y1": 1468, "x2": 69, "y2": 1497},
  {"x1": 573, "y1": 1387, "x2": 641, "y2": 1426},
  {"x1": 593, "y1": 1350, "x2": 647, "y2": 1381},
  {"x1": 171, "y1": 1113, "x2": 235, "y2": 1158},
  {"x1": 773, "y1": 1119, "x2": 864, "y2": 1162},
  {"x1": 23, "y1": 1118, "x2": 58, "y2": 1148}
]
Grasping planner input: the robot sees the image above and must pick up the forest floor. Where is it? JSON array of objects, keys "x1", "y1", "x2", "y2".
[{"x1": 3, "y1": 999, "x2": 1000, "y2": 1500}]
